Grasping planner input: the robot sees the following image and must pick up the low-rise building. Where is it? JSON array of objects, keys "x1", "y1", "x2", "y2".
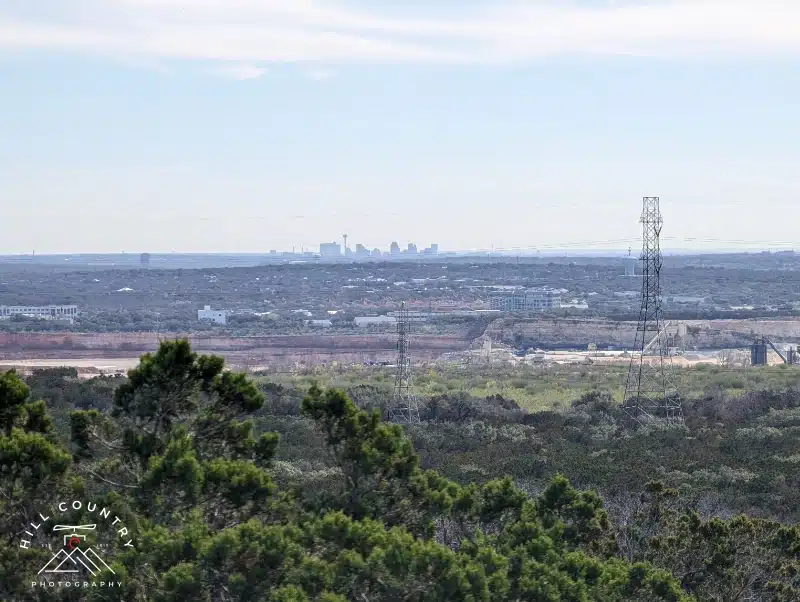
[
  {"x1": 665, "y1": 296, "x2": 706, "y2": 305},
  {"x1": 198, "y1": 305, "x2": 227, "y2": 325},
  {"x1": 0, "y1": 305, "x2": 79, "y2": 323},
  {"x1": 386, "y1": 310, "x2": 427, "y2": 322},
  {"x1": 354, "y1": 316, "x2": 397, "y2": 327},
  {"x1": 489, "y1": 288, "x2": 562, "y2": 312},
  {"x1": 561, "y1": 299, "x2": 589, "y2": 310},
  {"x1": 308, "y1": 319, "x2": 333, "y2": 328}
]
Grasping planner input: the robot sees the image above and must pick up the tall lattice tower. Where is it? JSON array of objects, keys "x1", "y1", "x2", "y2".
[
  {"x1": 622, "y1": 197, "x2": 683, "y2": 423},
  {"x1": 387, "y1": 302, "x2": 420, "y2": 424}
]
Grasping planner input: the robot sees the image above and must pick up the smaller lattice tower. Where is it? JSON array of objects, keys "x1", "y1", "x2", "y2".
[
  {"x1": 387, "y1": 302, "x2": 420, "y2": 423},
  {"x1": 459, "y1": 345, "x2": 474, "y2": 392}
]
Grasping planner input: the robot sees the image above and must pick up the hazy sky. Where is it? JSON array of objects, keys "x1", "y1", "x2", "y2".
[{"x1": 2, "y1": 1, "x2": 799, "y2": 254}]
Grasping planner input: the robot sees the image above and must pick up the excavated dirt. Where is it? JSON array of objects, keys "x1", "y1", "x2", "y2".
[
  {"x1": 3, "y1": 318, "x2": 799, "y2": 371},
  {"x1": 0, "y1": 331, "x2": 468, "y2": 368}
]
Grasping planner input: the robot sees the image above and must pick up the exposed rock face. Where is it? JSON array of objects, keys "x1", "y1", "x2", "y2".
[
  {"x1": 3, "y1": 318, "x2": 800, "y2": 366},
  {"x1": 484, "y1": 318, "x2": 800, "y2": 350}
]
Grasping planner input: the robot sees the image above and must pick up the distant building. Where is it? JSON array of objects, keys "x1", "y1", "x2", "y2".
[
  {"x1": 561, "y1": 299, "x2": 589, "y2": 310},
  {"x1": 665, "y1": 296, "x2": 706, "y2": 305},
  {"x1": 489, "y1": 288, "x2": 562, "y2": 312},
  {"x1": 371, "y1": 248, "x2": 382, "y2": 257},
  {"x1": 354, "y1": 316, "x2": 397, "y2": 327},
  {"x1": 624, "y1": 259, "x2": 636, "y2": 277},
  {"x1": 390, "y1": 242, "x2": 400, "y2": 255},
  {"x1": 387, "y1": 310, "x2": 427, "y2": 322},
  {"x1": 308, "y1": 319, "x2": 333, "y2": 328},
  {"x1": 406, "y1": 243, "x2": 418, "y2": 254},
  {"x1": 140, "y1": 253, "x2": 151, "y2": 267},
  {"x1": 355, "y1": 244, "x2": 371, "y2": 257},
  {"x1": 198, "y1": 305, "x2": 227, "y2": 325},
  {"x1": 0, "y1": 305, "x2": 79, "y2": 323},
  {"x1": 319, "y1": 242, "x2": 341, "y2": 257}
]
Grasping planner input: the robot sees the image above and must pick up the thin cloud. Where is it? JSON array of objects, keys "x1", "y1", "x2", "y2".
[
  {"x1": 1, "y1": 0, "x2": 800, "y2": 67},
  {"x1": 216, "y1": 63, "x2": 267, "y2": 80},
  {"x1": 307, "y1": 68, "x2": 333, "y2": 82}
]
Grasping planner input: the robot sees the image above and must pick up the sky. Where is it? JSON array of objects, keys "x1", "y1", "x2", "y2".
[{"x1": 1, "y1": 0, "x2": 799, "y2": 254}]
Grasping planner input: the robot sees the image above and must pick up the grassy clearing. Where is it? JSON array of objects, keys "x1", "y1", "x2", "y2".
[{"x1": 254, "y1": 362, "x2": 800, "y2": 412}]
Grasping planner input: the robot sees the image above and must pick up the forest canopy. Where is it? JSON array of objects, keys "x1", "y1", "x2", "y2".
[{"x1": 2, "y1": 340, "x2": 799, "y2": 601}]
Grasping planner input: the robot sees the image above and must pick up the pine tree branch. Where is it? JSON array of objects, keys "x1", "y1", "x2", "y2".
[{"x1": 86, "y1": 469, "x2": 140, "y2": 489}]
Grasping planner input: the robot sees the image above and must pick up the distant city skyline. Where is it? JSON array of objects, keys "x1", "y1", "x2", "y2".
[
  {"x1": 1, "y1": 245, "x2": 798, "y2": 262},
  {"x1": 318, "y1": 238, "x2": 439, "y2": 256},
  {"x1": 2, "y1": 1, "x2": 799, "y2": 254}
]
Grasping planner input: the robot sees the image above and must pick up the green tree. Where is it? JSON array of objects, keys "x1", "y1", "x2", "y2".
[
  {"x1": 0, "y1": 370, "x2": 74, "y2": 601},
  {"x1": 71, "y1": 340, "x2": 280, "y2": 528}
]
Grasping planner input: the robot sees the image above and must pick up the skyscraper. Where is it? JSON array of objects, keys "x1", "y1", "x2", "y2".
[{"x1": 319, "y1": 242, "x2": 342, "y2": 257}]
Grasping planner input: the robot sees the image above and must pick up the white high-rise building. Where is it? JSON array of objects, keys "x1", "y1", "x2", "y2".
[{"x1": 319, "y1": 242, "x2": 342, "y2": 257}]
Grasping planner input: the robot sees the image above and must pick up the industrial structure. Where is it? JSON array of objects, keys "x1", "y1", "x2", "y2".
[
  {"x1": 387, "y1": 302, "x2": 420, "y2": 424},
  {"x1": 489, "y1": 288, "x2": 562, "y2": 312},
  {"x1": 622, "y1": 197, "x2": 683, "y2": 423},
  {"x1": 751, "y1": 336, "x2": 797, "y2": 366}
]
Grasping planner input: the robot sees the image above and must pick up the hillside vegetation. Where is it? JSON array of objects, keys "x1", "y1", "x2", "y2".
[{"x1": 3, "y1": 342, "x2": 800, "y2": 600}]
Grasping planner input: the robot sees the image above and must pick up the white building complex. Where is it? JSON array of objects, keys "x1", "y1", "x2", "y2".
[
  {"x1": 489, "y1": 288, "x2": 562, "y2": 312},
  {"x1": 0, "y1": 305, "x2": 79, "y2": 323},
  {"x1": 198, "y1": 305, "x2": 227, "y2": 325}
]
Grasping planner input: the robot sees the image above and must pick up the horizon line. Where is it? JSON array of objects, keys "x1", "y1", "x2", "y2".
[{"x1": 0, "y1": 248, "x2": 795, "y2": 259}]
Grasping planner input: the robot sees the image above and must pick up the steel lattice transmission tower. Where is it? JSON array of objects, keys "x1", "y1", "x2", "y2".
[
  {"x1": 387, "y1": 302, "x2": 420, "y2": 424},
  {"x1": 622, "y1": 197, "x2": 683, "y2": 424}
]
